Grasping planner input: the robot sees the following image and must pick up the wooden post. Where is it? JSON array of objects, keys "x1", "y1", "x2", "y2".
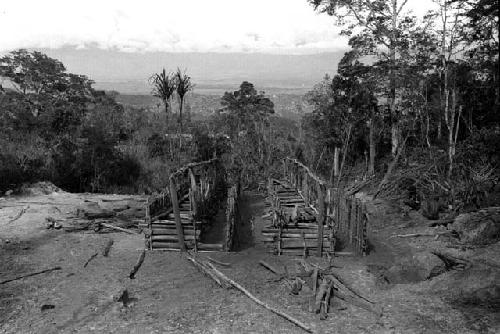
[
  {"x1": 145, "y1": 205, "x2": 152, "y2": 250},
  {"x1": 188, "y1": 168, "x2": 198, "y2": 218},
  {"x1": 303, "y1": 174, "x2": 309, "y2": 206},
  {"x1": 317, "y1": 184, "x2": 326, "y2": 257},
  {"x1": 169, "y1": 176, "x2": 186, "y2": 252}
]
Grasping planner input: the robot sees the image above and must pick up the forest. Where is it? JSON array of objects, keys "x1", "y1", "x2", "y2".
[{"x1": 0, "y1": 0, "x2": 498, "y2": 215}]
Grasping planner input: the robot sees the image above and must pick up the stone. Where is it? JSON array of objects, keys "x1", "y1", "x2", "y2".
[{"x1": 451, "y1": 207, "x2": 500, "y2": 245}]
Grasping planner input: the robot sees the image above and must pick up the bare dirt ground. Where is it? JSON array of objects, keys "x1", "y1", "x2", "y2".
[{"x1": 1, "y1": 188, "x2": 499, "y2": 333}]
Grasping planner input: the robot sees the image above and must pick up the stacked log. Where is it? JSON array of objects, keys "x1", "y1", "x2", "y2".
[{"x1": 262, "y1": 223, "x2": 332, "y2": 256}]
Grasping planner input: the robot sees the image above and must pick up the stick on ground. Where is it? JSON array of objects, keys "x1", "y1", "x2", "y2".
[
  {"x1": 83, "y1": 252, "x2": 99, "y2": 268},
  {"x1": 1, "y1": 266, "x2": 62, "y2": 285},
  {"x1": 207, "y1": 257, "x2": 231, "y2": 267},
  {"x1": 129, "y1": 250, "x2": 146, "y2": 279},
  {"x1": 209, "y1": 264, "x2": 314, "y2": 333},
  {"x1": 100, "y1": 222, "x2": 138, "y2": 234},
  {"x1": 8, "y1": 206, "x2": 29, "y2": 224}
]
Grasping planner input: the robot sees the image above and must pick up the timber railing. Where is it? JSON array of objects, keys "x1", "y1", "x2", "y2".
[
  {"x1": 282, "y1": 157, "x2": 368, "y2": 256},
  {"x1": 145, "y1": 157, "x2": 226, "y2": 251}
]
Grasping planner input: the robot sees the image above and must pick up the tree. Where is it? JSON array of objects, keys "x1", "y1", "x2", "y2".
[
  {"x1": 218, "y1": 81, "x2": 274, "y2": 182},
  {"x1": 174, "y1": 68, "x2": 194, "y2": 133},
  {"x1": 0, "y1": 49, "x2": 94, "y2": 135},
  {"x1": 308, "y1": 0, "x2": 418, "y2": 157},
  {"x1": 149, "y1": 69, "x2": 176, "y2": 126}
]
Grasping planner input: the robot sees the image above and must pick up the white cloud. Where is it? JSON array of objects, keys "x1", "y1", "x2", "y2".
[
  {"x1": 0, "y1": 0, "x2": 348, "y2": 53},
  {"x1": 0, "y1": 0, "x2": 436, "y2": 54}
]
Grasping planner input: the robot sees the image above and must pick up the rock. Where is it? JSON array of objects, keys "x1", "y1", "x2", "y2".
[
  {"x1": 451, "y1": 207, "x2": 500, "y2": 245},
  {"x1": 412, "y1": 252, "x2": 446, "y2": 279},
  {"x1": 383, "y1": 252, "x2": 446, "y2": 283}
]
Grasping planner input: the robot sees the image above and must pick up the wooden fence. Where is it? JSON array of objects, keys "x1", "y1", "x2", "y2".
[
  {"x1": 282, "y1": 157, "x2": 368, "y2": 256},
  {"x1": 145, "y1": 158, "x2": 225, "y2": 251},
  {"x1": 224, "y1": 178, "x2": 240, "y2": 252}
]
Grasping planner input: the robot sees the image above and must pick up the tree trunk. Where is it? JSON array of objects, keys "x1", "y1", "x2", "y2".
[
  {"x1": 329, "y1": 147, "x2": 339, "y2": 184},
  {"x1": 368, "y1": 116, "x2": 375, "y2": 176},
  {"x1": 389, "y1": 0, "x2": 398, "y2": 157}
]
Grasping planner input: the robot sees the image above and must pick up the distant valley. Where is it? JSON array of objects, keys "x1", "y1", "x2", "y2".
[{"x1": 39, "y1": 47, "x2": 345, "y2": 95}]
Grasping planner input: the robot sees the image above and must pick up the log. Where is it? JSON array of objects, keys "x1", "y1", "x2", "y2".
[
  {"x1": 186, "y1": 254, "x2": 231, "y2": 288},
  {"x1": 100, "y1": 223, "x2": 138, "y2": 235},
  {"x1": 1, "y1": 266, "x2": 62, "y2": 285},
  {"x1": 312, "y1": 268, "x2": 319, "y2": 294},
  {"x1": 129, "y1": 250, "x2": 146, "y2": 279},
  {"x1": 280, "y1": 239, "x2": 331, "y2": 249},
  {"x1": 151, "y1": 228, "x2": 200, "y2": 236},
  {"x1": 314, "y1": 278, "x2": 330, "y2": 313},
  {"x1": 335, "y1": 291, "x2": 382, "y2": 317},
  {"x1": 152, "y1": 221, "x2": 200, "y2": 228},
  {"x1": 320, "y1": 280, "x2": 334, "y2": 320},
  {"x1": 151, "y1": 235, "x2": 199, "y2": 242},
  {"x1": 207, "y1": 257, "x2": 231, "y2": 267},
  {"x1": 208, "y1": 264, "x2": 314, "y2": 333},
  {"x1": 263, "y1": 232, "x2": 330, "y2": 239},
  {"x1": 102, "y1": 239, "x2": 114, "y2": 257},
  {"x1": 83, "y1": 252, "x2": 98, "y2": 268},
  {"x1": 389, "y1": 232, "x2": 454, "y2": 238},
  {"x1": 324, "y1": 274, "x2": 374, "y2": 305}
]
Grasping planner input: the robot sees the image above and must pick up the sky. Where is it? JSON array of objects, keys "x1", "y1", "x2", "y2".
[{"x1": 0, "y1": 0, "x2": 436, "y2": 55}]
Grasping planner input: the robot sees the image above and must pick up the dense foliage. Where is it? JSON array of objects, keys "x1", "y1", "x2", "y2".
[{"x1": 302, "y1": 0, "x2": 499, "y2": 212}]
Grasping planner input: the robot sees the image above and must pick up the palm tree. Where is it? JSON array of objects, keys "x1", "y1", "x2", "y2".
[
  {"x1": 149, "y1": 69, "x2": 176, "y2": 126},
  {"x1": 174, "y1": 68, "x2": 194, "y2": 133}
]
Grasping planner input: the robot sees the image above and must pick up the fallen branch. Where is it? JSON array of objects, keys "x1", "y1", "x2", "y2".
[
  {"x1": 209, "y1": 264, "x2": 314, "y2": 333},
  {"x1": 8, "y1": 206, "x2": 29, "y2": 223},
  {"x1": 83, "y1": 252, "x2": 98, "y2": 268},
  {"x1": 129, "y1": 250, "x2": 146, "y2": 279},
  {"x1": 259, "y1": 260, "x2": 283, "y2": 276},
  {"x1": 1, "y1": 266, "x2": 62, "y2": 285},
  {"x1": 186, "y1": 254, "x2": 231, "y2": 288},
  {"x1": 100, "y1": 222, "x2": 138, "y2": 235},
  {"x1": 207, "y1": 257, "x2": 231, "y2": 267},
  {"x1": 390, "y1": 231, "x2": 454, "y2": 238}
]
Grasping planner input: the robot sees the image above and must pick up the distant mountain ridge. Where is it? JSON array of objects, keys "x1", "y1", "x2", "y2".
[{"x1": 38, "y1": 47, "x2": 346, "y2": 94}]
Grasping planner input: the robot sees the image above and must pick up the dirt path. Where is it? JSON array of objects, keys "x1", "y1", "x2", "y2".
[{"x1": 1, "y1": 190, "x2": 499, "y2": 333}]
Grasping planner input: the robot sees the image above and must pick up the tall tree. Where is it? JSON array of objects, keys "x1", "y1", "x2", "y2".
[
  {"x1": 174, "y1": 68, "x2": 194, "y2": 133},
  {"x1": 308, "y1": 0, "x2": 418, "y2": 157},
  {"x1": 219, "y1": 81, "x2": 274, "y2": 178},
  {"x1": 149, "y1": 69, "x2": 176, "y2": 126}
]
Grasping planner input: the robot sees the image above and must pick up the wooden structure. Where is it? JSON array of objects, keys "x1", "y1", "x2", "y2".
[
  {"x1": 223, "y1": 177, "x2": 240, "y2": 251},
  {"x1": 144, "y1": 158, "x2": 228, "y2": 251},
  {"x1": 264, "y1": 157, "x2": 368, "y2": 257}
]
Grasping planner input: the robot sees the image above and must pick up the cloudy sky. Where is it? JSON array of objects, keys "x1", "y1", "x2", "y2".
[{"x1": 0, "y1": 0, "x2": 436, "y2": 54}]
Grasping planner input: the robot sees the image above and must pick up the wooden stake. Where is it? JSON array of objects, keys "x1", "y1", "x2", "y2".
[
  {"x1": 102, "y1": 239, "x2": 114, "y2": 257},
  {"x1": 129, "y1": 250, "x2": 146, "y2": 279},
  {"x1": 316, "y1": 185, "x2": 326, "y2": 257},
  {"x1": 169, "y1": 177, "x2": 186, "y2": 252}
]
